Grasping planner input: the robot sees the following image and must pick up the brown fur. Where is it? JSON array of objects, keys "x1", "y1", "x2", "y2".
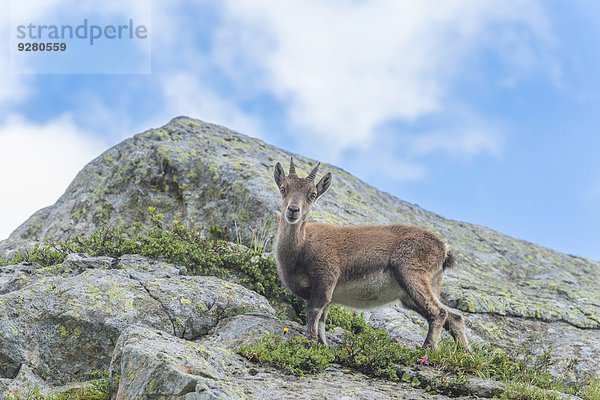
[{"x1": 273, "y1": 159, "x2": 469, "y2": 350}]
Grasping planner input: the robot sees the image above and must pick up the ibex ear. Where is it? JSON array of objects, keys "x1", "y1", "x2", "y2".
[
  {"x1": 274, "y1": 162, "x2": 286, "y2": 187},
  {"x1": 316, "y1": 172, "x2": 332, "y2": 198}
]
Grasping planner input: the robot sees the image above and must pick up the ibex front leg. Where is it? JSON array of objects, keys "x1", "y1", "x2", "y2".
[
  {"x1": 306, "y1": 277, "x2": 336, "y2": 345},
  {"x1": 317, "y1": 305, "x2": 330, "y2": 346}
]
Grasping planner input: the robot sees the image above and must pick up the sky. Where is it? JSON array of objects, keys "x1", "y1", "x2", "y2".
[{"x1": 1, "y1": 0, "x2": 599, "y2": 261}]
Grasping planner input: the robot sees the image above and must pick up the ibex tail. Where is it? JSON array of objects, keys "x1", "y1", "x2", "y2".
[{"x1": 442, "y1": 246, "x2": 455, "y2": 270}]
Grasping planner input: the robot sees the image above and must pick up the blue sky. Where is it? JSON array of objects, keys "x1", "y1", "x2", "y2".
[{"x1": 1, "y1": 1, "x2": 599, "y2": 261}]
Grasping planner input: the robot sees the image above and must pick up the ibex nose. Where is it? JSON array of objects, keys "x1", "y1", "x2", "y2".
[{"x1": 287, "y1": 205, "x2": 300, "y2": 214}]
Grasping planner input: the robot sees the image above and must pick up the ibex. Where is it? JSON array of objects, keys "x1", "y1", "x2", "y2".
[{"x1": 273, "y1": 158, "x2": 469, "y2": 350}]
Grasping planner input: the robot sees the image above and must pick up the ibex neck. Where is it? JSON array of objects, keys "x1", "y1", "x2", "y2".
[
  {"x1": 276, "y1": 217, "x2": 307, "y2": 249},
  {"x1": 274, "y1": 214, "x2": 307, "y2": 267}
]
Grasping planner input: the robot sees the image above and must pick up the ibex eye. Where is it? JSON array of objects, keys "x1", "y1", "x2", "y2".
[
  {"x1": 309, "y1": 193, "x2": 317, "y2": 200},
  {"x1": 280, "y1": 187, "x2": 286, "y2": 194}
]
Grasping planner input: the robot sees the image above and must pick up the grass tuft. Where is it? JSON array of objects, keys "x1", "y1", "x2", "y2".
[{"x1": 239, "y1": 335, "x2": 334, "y2": 376}]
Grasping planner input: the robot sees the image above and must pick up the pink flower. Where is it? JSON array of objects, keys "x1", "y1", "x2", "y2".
[{"x1": 417, "y1": 354, "x2": 429, "y2": 367}]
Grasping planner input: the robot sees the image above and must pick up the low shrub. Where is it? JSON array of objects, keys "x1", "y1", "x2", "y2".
[{"x1": 239, "y1": 335, "x2": 334, "y2": 376}]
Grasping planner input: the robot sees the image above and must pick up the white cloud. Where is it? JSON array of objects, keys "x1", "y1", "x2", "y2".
[
  {"x1": 411, "y1": 129, "x2": 504, "y2": 160},
  {"x1": 350, "y1": 153, "x2": 427, "y2": 183},
  {"x1": 215, "y1": 0, "x2": 554, "y2": 160},
  {"x1": 0, "y1": 115, "x2": 106, "y2": 241}
]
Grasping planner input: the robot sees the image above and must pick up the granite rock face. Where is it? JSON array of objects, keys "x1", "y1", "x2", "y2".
[
  {"x1": 0, "y1": 254, "x2": 274, "y2": 387},
  {"x1": 0, "y1": 117, "x2": 599, "y2": 396}
]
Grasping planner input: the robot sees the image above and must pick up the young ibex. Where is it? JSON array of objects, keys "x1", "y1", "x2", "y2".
[{"x1": 273, "y1": 158, "x2": 469, "y2": 350}]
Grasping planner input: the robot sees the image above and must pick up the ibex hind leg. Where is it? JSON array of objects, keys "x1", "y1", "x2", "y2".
[
  {"x1": 444, "y1": 310, "x2": 471, "y2": 352},
  {"x1": 393, "y1": 264, "x2": 447, "y2": 350}
]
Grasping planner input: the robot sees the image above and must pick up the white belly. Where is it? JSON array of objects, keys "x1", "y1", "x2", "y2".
[{"x1": 331, "y1": 270, "x2": 413, "y2": 310}]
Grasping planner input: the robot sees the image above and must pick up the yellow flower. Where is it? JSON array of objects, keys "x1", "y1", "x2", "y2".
[{"x1": 284, "y1": 328, "x2": 289, "y2": 333}]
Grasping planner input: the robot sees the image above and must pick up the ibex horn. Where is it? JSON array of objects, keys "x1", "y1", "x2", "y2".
[
  {"x1": 307, "y1": 162, "x2": 320, "y2": 180},
  {"x1": 289, "y1": 157, "x2": 297, "y2": 176}
]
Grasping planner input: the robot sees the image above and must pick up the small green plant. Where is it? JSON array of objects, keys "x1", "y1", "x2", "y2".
[
  {"x1": 247, "y1": 217, "x2": 276, "y2": 252},
  {"x1": 208, "y1": 225, "x2": 231, "y2": 242},
  {"x1": 4, "y1": 386, "x2": 47, "y2": 400},
  {"x1": 500, "y1": 382, "x2": 561, "y2": 400},
  {"x1": 578, "y1": 375, "x2": 600, "y2": 400},
  {"x1": 333, "y1": 329, "x2": 413, "y2": 381},
  {"x1": 239, "y1": 335, "x2": 334, "y2": 376},
  {"x1": 239, "y1": 308, "x2": 599, "y2": 399},
  {"x1": 325, "y1": 305, "x2": 369, "y2": 334}
]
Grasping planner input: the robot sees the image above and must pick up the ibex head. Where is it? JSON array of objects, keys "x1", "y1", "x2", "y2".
[{"x1": 274, "y1": 158, "x2": 332, "y2": 224}]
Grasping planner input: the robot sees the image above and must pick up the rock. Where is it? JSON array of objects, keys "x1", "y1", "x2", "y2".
[
  {"x1": 2, "y1": 364, "x2": 49, "y2": 399},
  {"x1": 109, "y1": 325, "x2": 479, "y2": 400},
  {"x1": 0, "y1": 262, "x2": 41, "y2": 294},
  {"x1": 466, "y1": 312, "x2": 600, "y2": 379},
  {"x1": 0, "y1": 364, "x2": 108, "y2": 399},
  {"x1": 400, "y1": 366, "x2": 504, "y2": 398},
  {"x1": 0, "y1": 254, "x2": 274, "y2": 385},
  {"x1": 201, "y1": 314, "x2": 305, "y2": 350},
  {"x1": 0, "y1": 379, "x2": 8, "y2": 397},
  {"x1": 130, "y1": 273, "x2": 275, "y2": 341},
  {"x1": 1, "y1": 118, "x2": 598, "y2": 325},
  {"x1": 363, "y1": 306, "x2": 431, "y2": 346},
  {"x1": 109, "y1": 325, "x2": 246, "y2": 400}
]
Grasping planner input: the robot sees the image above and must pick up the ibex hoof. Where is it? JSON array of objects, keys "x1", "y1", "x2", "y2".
[{"x1": 421, "y1": 342, "x2": 437, "y2": 351}]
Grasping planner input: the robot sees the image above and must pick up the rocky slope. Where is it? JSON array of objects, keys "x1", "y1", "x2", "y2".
[
  {"x1": 1, "y1": 254, "x2": 496, "y2": 399},
  {"x1": 1, "y1": 117, "x2": 599, "y2": 398}
]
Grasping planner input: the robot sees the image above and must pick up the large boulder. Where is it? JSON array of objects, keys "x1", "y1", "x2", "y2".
[{"x1": 0, "y1": 254, "x2": 274, "y2": 386}]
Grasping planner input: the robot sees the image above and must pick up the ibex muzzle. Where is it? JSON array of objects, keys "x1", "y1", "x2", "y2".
[{"x1": 273, "y1": 158, "x2": 470, "y2": 351}]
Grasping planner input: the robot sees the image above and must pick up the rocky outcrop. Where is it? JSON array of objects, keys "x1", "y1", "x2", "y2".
[
  {"x1": 2, "y1": 254, "x2": 487, "y2": 400},
  {"x1": 0, "y1": 254, "x2": 274, "y2": 388},
  {"x1": 0, "y1": 117, "x2": 599, "y2": 396},
  {"x1": 2, "y1": 117, "x2": 597, "y2": 328}
]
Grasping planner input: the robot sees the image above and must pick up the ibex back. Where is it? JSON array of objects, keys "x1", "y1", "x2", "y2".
[{"x1": 273, "y1": 158, "x2": 470, "y2": 350}]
